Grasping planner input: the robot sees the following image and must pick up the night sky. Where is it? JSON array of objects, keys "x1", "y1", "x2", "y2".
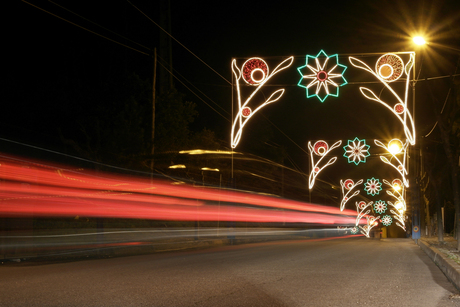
[{"x1": 4, "y1": 0, "x2": 460, "y2": 190}]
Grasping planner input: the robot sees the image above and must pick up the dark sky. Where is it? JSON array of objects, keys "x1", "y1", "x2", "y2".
[{"x1": 4, "y1": 0, "x2": 460, "y2": 182}]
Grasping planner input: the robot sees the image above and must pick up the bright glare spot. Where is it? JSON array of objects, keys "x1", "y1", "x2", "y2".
[
  {"x1": 413, "y1": 36, "x2": 426, "y2": 45},
  {"x1": 395, "y1": 201, "x2": 404, "y2": 211},
  {"x1": 393, "y1": 184, "x2": 401, "y2": 191},
  {"x1": 389, "y1": 143, "x2": 401, "y2": 155}
]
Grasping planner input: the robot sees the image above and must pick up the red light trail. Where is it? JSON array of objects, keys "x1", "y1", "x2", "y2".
[{"x1": 0, "y1": 155, "x2": 362, "y2": 225}]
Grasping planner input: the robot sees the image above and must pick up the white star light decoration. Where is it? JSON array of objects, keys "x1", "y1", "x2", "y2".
[
  {"x1": 297, "y1": 50, "x2": 348, "y2": 102},
  {"x1": 343, "y1": 137, "x2": 370, "y2": 165},
  {"x1": 364, "y1": 177, "x2": 382, "y2": 196}
]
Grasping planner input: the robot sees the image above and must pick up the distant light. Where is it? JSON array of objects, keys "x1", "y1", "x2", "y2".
[
  {"x1": 413, "y1": 36, "x2": 426, "y2": 45},
  {"x1": 169, "y1": 164, "x2": 186, "y2": 169},
  {"x1": 179, "y1": 149, "x2": 238, "y2": 155},
  {"x1": 201, "y1": 167, "x2": 219, "y2": 172}
]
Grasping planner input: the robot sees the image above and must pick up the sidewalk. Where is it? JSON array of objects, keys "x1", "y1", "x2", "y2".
[{"x1": 417, "y1": 236, "x2": 460, "y2": 291}]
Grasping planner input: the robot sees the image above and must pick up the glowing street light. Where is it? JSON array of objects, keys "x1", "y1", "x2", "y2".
[
  {"x1": 388, "y1": 139, "x2": 403, "y2": 155},
  {"x1": 413, "y1": 36, "x2": 426, "y2": 46}
]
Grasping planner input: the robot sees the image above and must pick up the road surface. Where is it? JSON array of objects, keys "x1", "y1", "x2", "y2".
[{"x1": 1, "y1": 237, "x2": 459, "y2": 306}]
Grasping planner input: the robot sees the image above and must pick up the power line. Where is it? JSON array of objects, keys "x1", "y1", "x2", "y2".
[
  {"x1": 156, "y1": 60, "x2": 231, "y2": 122},
  {"x1": 22, "y1": 0, "x2": 230, "y2": 122},
  {"x1": 126, "y1": 0, "x2": 232, "y2": 85},
  {"x1": 48, "y1": 0, "x2": 152, "y2": 52},
  {"x1": 22, "y1": 0, "x2": 150, "y2": 56}
]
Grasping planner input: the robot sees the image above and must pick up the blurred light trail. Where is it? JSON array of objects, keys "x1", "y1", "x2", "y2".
[
  {"x1": 1, "y1": 228, "x2": 363, "y2": 259},
  {"x1": 0, "y1": 156, "x2": 361, "y2": 225}
]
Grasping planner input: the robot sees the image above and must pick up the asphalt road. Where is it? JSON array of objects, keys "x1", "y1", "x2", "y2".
[{"x1": 1, "y1": 237, "x2": 459, "y2": 307}]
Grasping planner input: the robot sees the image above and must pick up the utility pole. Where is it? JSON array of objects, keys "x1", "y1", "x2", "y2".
[{"x1": 151, "y1": 48, "x2": 157, "y2": 171}]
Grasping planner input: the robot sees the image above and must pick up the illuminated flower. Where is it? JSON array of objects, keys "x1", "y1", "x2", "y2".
[
  {"x1": 364, "y1": 177, "x2": 382, "y2": 196},
  {"x1": 343, "y1": 137, "x2": 370, "y2": 165},
  {"x1": 381, "y1": 215, "x2": 393, "y2": 226},
  {"x1": 373, "y1": 200, "x2": 387, "y2": 214},
  {"x1": 297, "y1": 50, "x2": 347, "y2": 102},
  {"x1": 351, "y1": 226, "x2": 359, "y2": 234}
]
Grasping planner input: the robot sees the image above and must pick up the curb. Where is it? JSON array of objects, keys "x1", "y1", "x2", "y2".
[{"x1": 417, "y1": 239, "x2": 460, "y2": 291}]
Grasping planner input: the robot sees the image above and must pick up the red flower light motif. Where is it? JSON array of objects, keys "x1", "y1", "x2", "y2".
[
  {"x1": 313, "y1": 141, "x2": 328, "y2": 156},
  {"x1": 242, "y1": 58, "x2": 269, "y2": 85}
]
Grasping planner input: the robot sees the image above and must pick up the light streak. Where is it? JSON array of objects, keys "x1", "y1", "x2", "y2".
[
  {"x1": 307, "y1": 140, "x2": 341, "y2": 189},
  {"x1": 0, "y1": 156, "x2": 359, "y2": 225},
  {"x1": 231, "y1": 56, "x2": 294, "y2": 148}
]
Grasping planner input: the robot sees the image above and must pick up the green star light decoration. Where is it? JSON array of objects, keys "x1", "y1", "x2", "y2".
[{"x1": 297, "y1": 50, "x2": 348, "y2": 103}]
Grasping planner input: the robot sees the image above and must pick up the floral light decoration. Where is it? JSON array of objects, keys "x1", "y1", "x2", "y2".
[
  {"x1": 373, "y1": 200, "x2": 387, "y2": 214},
  {"x1": 383, "y1": 178, "x2": 407, "y2": 231},
  {"x1": 348, "y1": 52, "x2": 416, "y2": 145},
  {"x1": 231, "y1": 56, "x2": 294, "y2": 148},
  {"x1": 360, "y1": 215, "x2": 380, "y2": 238},
  {"x1": 307, "y1": 140, "x2": 342, "y2": 189},
  {"x1": 375, "y1": 139, "x2": 409, "y2": 187},
  {"x1": 350, "y1": 226, "x2": 360, "y2": 235},
  {"x1": 343, "y1": 137, "x2": 370, "y2": 165},
  {"x1": 339, "y1": 178, "x2": 363, "y2": 211},
  {"x1": 364, "y1": 177, "x2": 382, "y2": 196},
  {"x1": 297, "y1": 50, "x2": 348, "y2": 102},
  {"x1": 355, "y1": 200, "x2": 372, "y2": 227},
  {"x1": 381, "y1": 215, "x2": 393, "y2": 226},
  {"x1": 383, "y1": 179, "x2": 405, "y2": 207},
  {"x1": 388, "y1": 200, "x2": 406, "y2": 231}
]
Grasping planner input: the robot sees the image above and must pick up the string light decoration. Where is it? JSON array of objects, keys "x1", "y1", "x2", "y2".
[
  {"x1": 343, "y1": 137, "x2": 370, "y2": 165},
  {"x1": 231, "y1": 56, "x2": 294, "y2": 148},
  {"x1": 373, "y1": 200, "x2": 387, "y2": 214},
  {"x1": 350, "y1": 226, "x2": 360, "y2": 234},
  {"x1": 364, "y1": 177, "x2": 382, "y2": 196},
  {"x1": 297, "y1": 50, "x2": 348, "y2": 102},
  {"x1": 359, "y1": 215, "x2": 380, "y2": 238},
  {"x1": 383, "y1": 178, "x2": 407, "y2": 231},
  {"x1": 388, "y1": 200, "x2": 406, "y2": 231},
  {"x1": 381, "y1": 215, "x2": 393, "y2": 226},
  {"x1": 340, "y1": 178, "x2": 363, "y2": 211},
  {"x1": 375, "y1": 139, "x2": 409, "y2": 187},
  {"x1": 383, "y1": 179, "x2": 405, "y2": 205},
  {"x1": 355, "y1": 200, "x2": 372, "y2": 227},
  {"x1": 242, "y1": 58, "x2": 269, "y2": 85},
  {"x1": 348, "y1": 53, "x2": 416, "y2": 145},
  {"x1": 308, "y1": 140, "x2": 342, "y2": 189}
]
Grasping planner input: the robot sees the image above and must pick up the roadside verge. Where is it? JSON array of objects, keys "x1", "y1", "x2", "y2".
[{"x1": 418, "y1": 239, "x2": 460, "y2": 291}]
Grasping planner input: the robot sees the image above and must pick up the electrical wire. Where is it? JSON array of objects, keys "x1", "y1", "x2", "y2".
[
  {"x1": 21, "y1": 0, "x2": 151, "y2": 56},
  {"x1": 156, "y1": 55, "x2": 231, "y2": 117},
  {"x1": 22, "y1": 0, "x2": 230, "y2": 123},
  {"x1": 126, "y1": 0, "x2": 232, "y2": 85},
  {"x1": 156, "y1": 61, "x2": 231, "y2": 122},
  {"x1": 48, "y1": 0, "x2": 152, "y2": 52}
]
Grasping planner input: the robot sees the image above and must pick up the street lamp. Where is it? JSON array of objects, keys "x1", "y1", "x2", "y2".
[{"x1": 413, "y1": 36, "x2": 426, "y2": 46}]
